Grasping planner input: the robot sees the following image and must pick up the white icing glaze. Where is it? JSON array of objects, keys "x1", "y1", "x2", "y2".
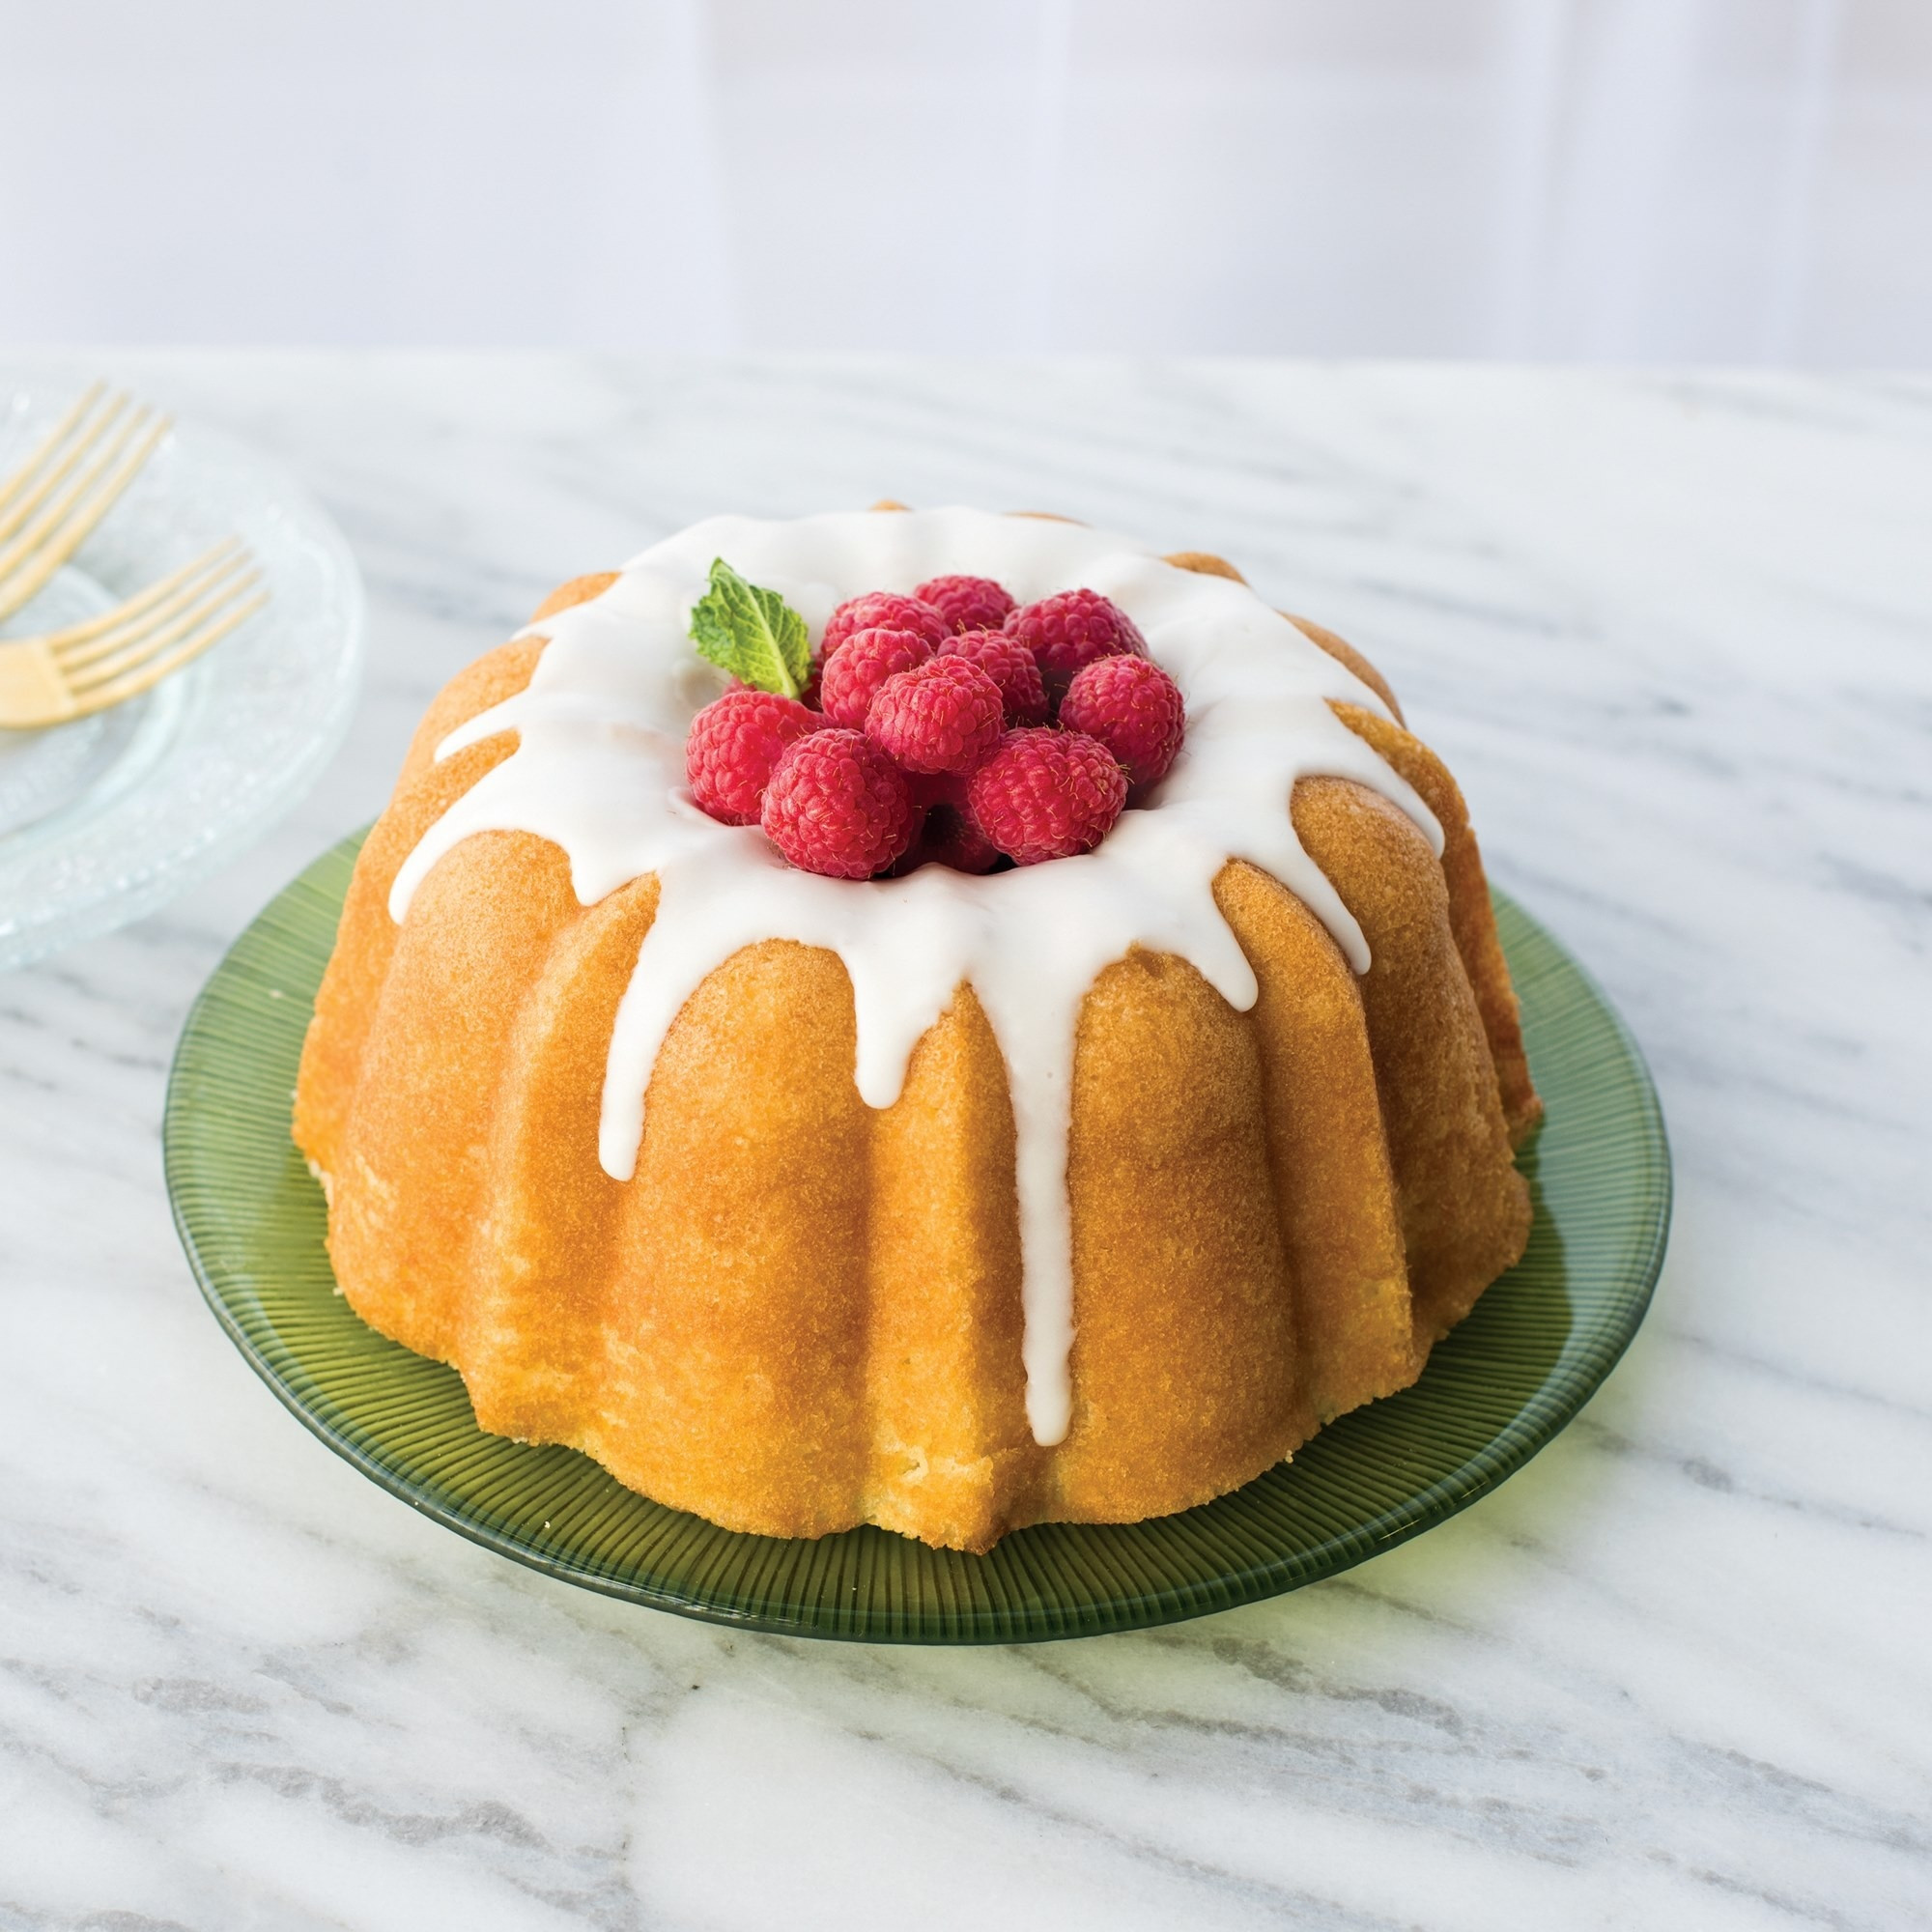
[{"x1": 389, "y1": 508, "x2": 1441, "y2": 1446}]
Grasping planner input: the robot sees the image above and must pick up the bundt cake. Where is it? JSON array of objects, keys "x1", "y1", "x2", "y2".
[{"x1": 293, "y1": 505, "x2": 1541, "y2": 1553}]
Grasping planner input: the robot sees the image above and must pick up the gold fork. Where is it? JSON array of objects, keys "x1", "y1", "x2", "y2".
[
  {"x1": 0, "y1": 539, "x2": 267, "y2": 728},
  {"x1": 0, "y1": 383, "x2": 172, "y2": 625}
]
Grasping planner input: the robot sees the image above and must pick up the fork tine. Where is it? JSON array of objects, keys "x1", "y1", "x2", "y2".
[
  {"x1": 0, "y1": 387, "x2": 125, "y2": 548},
  {"x1": 0, "y1": 402, "x2": 147, "y2": 582},
  {"x1": 51, "y1": 545, "x2": 248, "y2": 668},
  {"x1": 65, "y1": 590, "x2": 268, "y2": 719},
  {"x1": 0, "y1": 409, "x2": 171, "y2": 624},
  {"x1": 0, "y1": 381, "x2": 105, "y2": 521},
  {"x1": 64, "y1": 568, "x2": 262, "y2": 689},
  {"x1": 42, "y1": 538, "x2": 241, "y2": 654}
]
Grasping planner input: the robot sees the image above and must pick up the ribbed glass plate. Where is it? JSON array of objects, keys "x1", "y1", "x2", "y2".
[
  {"x1": 165, "y1": 831, "x2": 1669, "y2": 1643},
  {"x1": 0, "y1": 383, "x2": 364, "y2": 969}
]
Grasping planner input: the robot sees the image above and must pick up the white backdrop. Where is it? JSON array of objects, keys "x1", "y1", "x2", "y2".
[{"x1": 4, "y1": 0, "x2": 1928, "y2": 361}]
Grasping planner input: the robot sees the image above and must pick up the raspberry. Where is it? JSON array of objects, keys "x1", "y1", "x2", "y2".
[
  {"x1": 818, "y1": 591, "x2": 949, "y2": 667},
  {"x1": 893, "y1": 775, "x2": 1002, "y2": 875},
  {"x1": 903, "y1": 768, "x2": 967, "y2": 811},
  {"x1": 938, "y1": 629, "x2": 1049, "y2": 726},
  {"x1": 731, "y1": 668, "x2": 823, "y2": 711},
  {"x1": 1059, "y1": 654, "x2": 1185, "y2": 789},
  {"x1": 922, "y1": 801, "x2": 1003, "y2": 874},
  {"x1": 966, "y1": 728, "x2": 1127, "y2": 866},
  {"x1": 865, "y1": 656, "x2": 1005, "y2": 776},
  {"x1": 761, "y1": 729, "x2": 918, "y2": 879},
  {"x1": 819, "y1": 626, "x2": 932, "y2": 728},
  {"x1": 916, "y1": 573, "x2": 1015, "y2": 635},
  {"x1": 1005, "y1": 588, "x2": 1146, "y2": 701},
  {"x1": 685, "y1": 689, "x2": 823, "y2": 825}
]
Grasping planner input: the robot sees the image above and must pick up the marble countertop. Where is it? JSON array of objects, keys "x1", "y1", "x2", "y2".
[{"x1": 1, "y1": 355, "x2": 1927, "y2": 1931}]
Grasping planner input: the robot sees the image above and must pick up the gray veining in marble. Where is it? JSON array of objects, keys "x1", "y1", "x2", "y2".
[{"x1": 0, "y1": 354, "x2": 1927, "y2": 1930}]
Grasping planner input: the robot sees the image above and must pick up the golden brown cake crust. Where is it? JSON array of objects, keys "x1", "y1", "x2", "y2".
[
  {"x1": 1163, "y1": 550, "x2": 1247, "y2": 583},
  {"x1": 1331, "y1": 703, "x2": 1542, "y2": 1147},
  {"x1": 1288, "y1": 614, "x2": 1406, "y2": 725},
  {"x1": 1160, "y1": 553, "x2": 1406, "y2": 724},
  {"x1": 529, "y1": 572, "x2": 620, "y2": 621},
  {"x1": 294, "y1": 536, "x2": 1539, "y2": 1551}
]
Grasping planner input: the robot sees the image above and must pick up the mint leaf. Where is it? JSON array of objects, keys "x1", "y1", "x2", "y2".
[{"x1": 688, "y1": 557, "x2": 811, "y2": 699}]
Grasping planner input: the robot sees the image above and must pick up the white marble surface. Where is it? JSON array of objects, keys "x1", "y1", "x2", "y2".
[{"x1": 1, "y1": 354, "x2": 1928, "y2": 1930}]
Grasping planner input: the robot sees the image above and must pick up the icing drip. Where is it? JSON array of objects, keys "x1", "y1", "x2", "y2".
[{"x1": 390, "y1": 508, "x2": 1442, "y2": 1447}]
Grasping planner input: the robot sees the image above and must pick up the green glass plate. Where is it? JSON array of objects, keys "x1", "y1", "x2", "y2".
[{"x1": 164, "y1": 831, "x2": 1669, "y2": 1643}]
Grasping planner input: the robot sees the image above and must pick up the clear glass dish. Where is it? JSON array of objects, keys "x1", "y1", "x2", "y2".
[{"x1": 0, "y1": 384, "x2": 364, "y2": 970}]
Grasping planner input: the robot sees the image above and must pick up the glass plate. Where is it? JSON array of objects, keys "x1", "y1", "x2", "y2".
[
  {"x1": 0, "y1": 384, "x2": 364, "y2": 970},
  {"x1": 165, "y1": 832, "x2": 1669, "y2": 1643}
]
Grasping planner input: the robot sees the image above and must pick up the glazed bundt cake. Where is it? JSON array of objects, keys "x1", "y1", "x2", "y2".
[{"x1": 294, "y1": 505, "x2": 1540, "y2": 1552}]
